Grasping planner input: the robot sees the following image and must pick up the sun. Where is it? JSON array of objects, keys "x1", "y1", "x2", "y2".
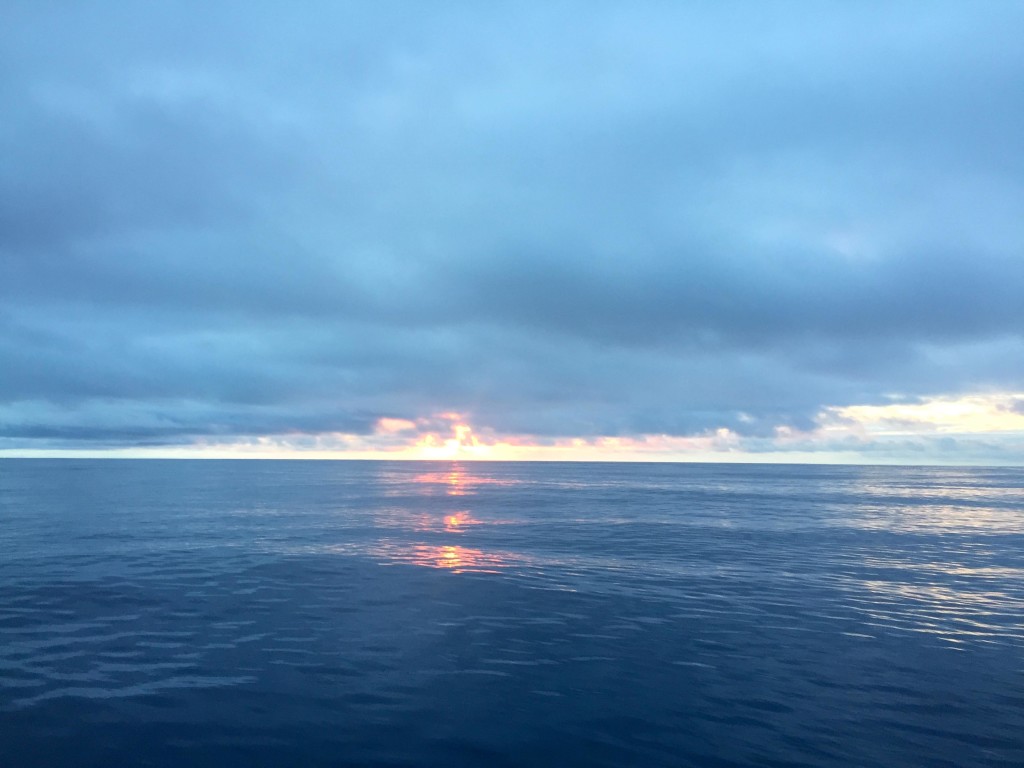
[{"x1": 413, "y1": 416, "x2": 493, "y2": 459}]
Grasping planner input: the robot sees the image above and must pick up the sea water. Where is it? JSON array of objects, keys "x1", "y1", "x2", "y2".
[{"x1": 1, "y1": 460, "x2": 1022, "y2": 767}]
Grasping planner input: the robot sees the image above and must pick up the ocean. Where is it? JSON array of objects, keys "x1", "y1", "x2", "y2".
[{"x1": 1, "y1": 459, "x2": 1022, "y2": 767}]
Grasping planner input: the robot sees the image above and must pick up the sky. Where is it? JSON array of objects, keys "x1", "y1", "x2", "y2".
[{"x1": 2, "y1": 2, "x2": 1024, "y2": 464}]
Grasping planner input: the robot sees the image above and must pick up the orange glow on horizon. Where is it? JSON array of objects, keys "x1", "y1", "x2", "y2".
[
  {"x1": 41, "y1": 394, "x2": 1021, "y2": 464},
  {"x1": 413, "y1": 418, "x2": 494, "y2": 459}
]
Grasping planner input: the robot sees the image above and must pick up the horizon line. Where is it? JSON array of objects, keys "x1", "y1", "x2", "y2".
[{"x1": 1, "y1": 454, "x2": 1020, "y2": 469}]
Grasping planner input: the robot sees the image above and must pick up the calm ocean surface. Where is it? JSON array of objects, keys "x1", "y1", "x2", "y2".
[{"x1": 1, "y1": 460, "x2": 1023, "y2": 767}]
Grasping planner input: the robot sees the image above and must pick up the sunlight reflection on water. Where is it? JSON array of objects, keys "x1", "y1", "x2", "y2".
[
  {"x1": 4, "y1": 461, "x2": 1024, "y2": 768},
  {"x1": 408, "y1": 463, "x2": 522, "y2": 496}
]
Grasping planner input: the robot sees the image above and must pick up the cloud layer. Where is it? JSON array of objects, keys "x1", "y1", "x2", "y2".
[{"x1": 3, "y1": 3, "x2": 1024, "y2": 461}]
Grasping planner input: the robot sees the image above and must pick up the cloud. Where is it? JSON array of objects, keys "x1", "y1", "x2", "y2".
[{"x1": 2, "y1": 3, "x2": 1023, "y2": 462}]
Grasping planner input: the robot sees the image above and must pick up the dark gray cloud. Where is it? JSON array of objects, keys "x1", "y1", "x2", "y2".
[{"x1": 2, "y1": 2, "x2": 1023, "y2": 455}]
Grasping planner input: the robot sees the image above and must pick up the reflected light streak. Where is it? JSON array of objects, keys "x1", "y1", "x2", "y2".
[
  {"x1": 412, "y1": 463, "x2": 519, "y2": 495},
  {"x1": 444, "y1": 510, "x2": 480, "y2": 533},
  {"x1": 379, "y1": 461, "x2": 497, "y2": 570},
  {"x1": 401, "y1": 544, "x2": 508, "y2": 574},
  {"x1": 446, "y1": 466, "x2": 466, "y2": 496},
  {"x1": 856, "y1": 578, "x2": 1024, "y2": 643},
  {"x1": 386, "y1": 508, "x2": 483, "y2": 534}
]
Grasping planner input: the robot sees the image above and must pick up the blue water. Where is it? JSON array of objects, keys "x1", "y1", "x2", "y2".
[{"x1": 1, "y1": 460, "x2": 1023, "y2": 767}]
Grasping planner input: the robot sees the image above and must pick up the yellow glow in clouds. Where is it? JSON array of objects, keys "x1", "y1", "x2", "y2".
[{"x1": 824, "y1": 393, "x2": 1024, "y2": 435}]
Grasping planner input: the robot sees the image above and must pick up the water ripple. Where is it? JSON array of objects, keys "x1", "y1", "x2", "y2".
[{"x1": 1, "y1": 460, "x2": 1023, "y2": 767}]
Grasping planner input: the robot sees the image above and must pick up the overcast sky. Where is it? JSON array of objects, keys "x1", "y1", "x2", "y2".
[{"x1": 2, "y1": 2, "x2": 1023, "y2": 462}]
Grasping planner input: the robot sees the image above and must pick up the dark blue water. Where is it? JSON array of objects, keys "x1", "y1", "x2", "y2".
[{"x1": 2, "y1": 460, "x2": 1023, "y2": 767}]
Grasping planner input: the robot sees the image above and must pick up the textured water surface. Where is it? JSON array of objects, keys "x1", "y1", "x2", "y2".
[{"x1": 1, "y1": 460, "x2": 1023, "y2": 766}]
